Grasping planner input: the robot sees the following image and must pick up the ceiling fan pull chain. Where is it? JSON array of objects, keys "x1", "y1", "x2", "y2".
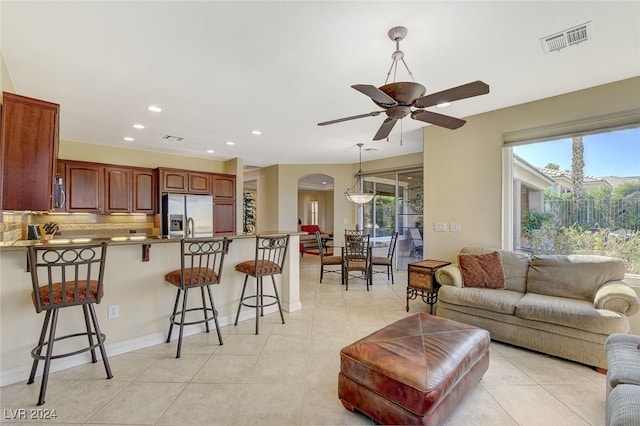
[{"x1": 400, "y1": 118, "x2": 403, "y2": 146}]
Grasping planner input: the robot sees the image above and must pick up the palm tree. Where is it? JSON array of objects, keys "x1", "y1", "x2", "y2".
[{"x1": 571, "y1": 136, "x2": 584, "y2": 200}]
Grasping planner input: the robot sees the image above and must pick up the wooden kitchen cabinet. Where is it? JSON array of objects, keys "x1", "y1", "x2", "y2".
[
  {"x1": 213, "y1": 174, "x2": 236, "y2": 199},
  {"x1": 132, "y1": 168, "x2": 156, "y2": 213},
  {"x1": 63, "y1": 161, "x2": 103, "y2": 212},
  {"x1": 158, "y1": 168, "x2": 212, "y2": 194},
  {"x1": 59, "y1": 161, "x2": 155, "y2": 213},
  {"x1": 189, "y1": 172, "x2": 211, "y2": 193},
  {"x1": 214, "y1": 200, "x2": 235, "y2": 235},
  {"x1": 104, "y1": 166, "x2": 132, "y2": 213},
  {"x1": 1, "y1": 92, "x2": 59, "y2": 211}
]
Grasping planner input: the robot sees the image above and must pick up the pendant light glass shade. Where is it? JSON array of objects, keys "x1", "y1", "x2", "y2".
[{"x1": 345, "y1": 144, "x2": 375, "y2": 204}]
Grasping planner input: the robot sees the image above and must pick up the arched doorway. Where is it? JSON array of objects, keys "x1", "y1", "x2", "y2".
[{"x1": 297, "y1": 174, "x2": 334, "y2": 233}]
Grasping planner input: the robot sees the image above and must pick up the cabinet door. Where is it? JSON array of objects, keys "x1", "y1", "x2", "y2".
[
  {"x1": 189, "y1": 172, "x2": 211, "y2": 194},
  {"x1": 213, "y1": 175, "x2": 236, "y2": 199},
  {"x1": 1, "y1": 92, "x2": 59, "y2": 211},
  {"x1": 104, "y1": 167, "x2": 132, "y2": 212},
  {"x1": 160, "y1": 169, "x2": 188, "y2": 192},
  {"x1": 214, "y1": 200, "x2": 235, "y2": 235},
  {"x1": 65, "y1": 162, "x2": 103, "y2": 212},
  {"x1": 133, "y1": 169, "x2": 156, "y2": 213}
]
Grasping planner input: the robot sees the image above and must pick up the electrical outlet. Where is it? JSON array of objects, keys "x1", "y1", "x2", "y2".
[
  {"x1": 434, "y1": 222, "x2": 447, "y2": 232},
  {"x1": 451, "y1": 223, "x2": 461, "y2": 232},
  {"x1": 108, "y1": 304, "x2": 119, "y2": 319}
]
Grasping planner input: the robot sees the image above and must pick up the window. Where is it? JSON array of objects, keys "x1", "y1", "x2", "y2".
[
  {"x1": 308, "y1": 201, "x2": 318, "y2": 225},
  {"x1": 506, "y1": 126, "x2": 640, "y2": 275}
]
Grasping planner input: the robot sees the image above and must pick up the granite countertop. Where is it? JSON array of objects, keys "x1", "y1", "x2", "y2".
[{"x1": 0, "y1": 231, "x2": 304, "y2": 251}]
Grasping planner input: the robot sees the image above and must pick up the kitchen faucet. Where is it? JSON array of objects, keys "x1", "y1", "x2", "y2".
[{"x1": 186, "y1": 217, "x2": 195, "y2": 237}]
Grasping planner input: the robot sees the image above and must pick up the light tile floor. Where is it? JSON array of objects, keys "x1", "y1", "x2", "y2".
[{"x1": 0, "y1": 255, "x2": 607, "y2": 425}]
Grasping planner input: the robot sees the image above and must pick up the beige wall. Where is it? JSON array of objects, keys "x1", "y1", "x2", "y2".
[
  {"x1": 59, "y1": 139, "x2": 228, "y2": 173},
  {"x1": 0, "y1": 50, "x2": 15, "y2": 99},
  {"x1": 423, "y1": 76, "x2": 640, "y2": 262}
]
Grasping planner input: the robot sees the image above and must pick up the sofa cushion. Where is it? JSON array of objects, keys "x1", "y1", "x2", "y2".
[
  {"x1": 438, "y1": 286, "x2": 524, "y2": 315},
  {"x1": 460, "y1": 247, "x2": 530, "y2": 293},
  {"x1": 515, "y1": 293, "x2": 628, "y2": 335},
  {"x1": 458, "y1": 251, "x2": 506, "y2": 289},
  {"x1": 527, "y1": 255, "x2": 626, "y2": 301},
  {"x1": 606, "y1": 334, "x2": 640, "y2": 388},
  {"x1": 607, "y1": 384, "x2": 640, "y2": 426}
]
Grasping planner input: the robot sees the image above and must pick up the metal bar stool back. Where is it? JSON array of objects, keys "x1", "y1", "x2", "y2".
[
  {"x1": 27, "y1": 241, "x2": 111, "y2": 406},
  {"x1": 164, "y1": 237, "x2": 230, "y2": 358},
  {"x1": 234, "y1": 234, "x2": 290, "y2": 334}
]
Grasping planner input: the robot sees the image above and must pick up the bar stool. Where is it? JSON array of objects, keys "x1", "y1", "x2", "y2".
[
  {"x1": 234, "y1": 234, "x2": 289, "y2": 334},
  {"x1": 26, "y1": 241, "x2": 112, "y2": 406},
  {"x1": 164, "y1": 237, "x2": 229, "y2": 358}
]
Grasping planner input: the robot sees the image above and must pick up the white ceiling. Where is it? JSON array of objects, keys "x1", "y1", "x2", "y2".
[{"x1": 2, "y1": 1, "x2": 639, "y2": 168}]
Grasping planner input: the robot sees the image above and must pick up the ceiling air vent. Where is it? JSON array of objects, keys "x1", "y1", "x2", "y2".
[
  {"x1": 163, "y1": 135, "x2": 184, "y2": 142},
  {"x1": 541, "y1": 21, "x2": 592, "y2": 53}
]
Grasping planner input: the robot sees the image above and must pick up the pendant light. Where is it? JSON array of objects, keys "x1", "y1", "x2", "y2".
[{"x1": 345, "y1": 143, "x2": 375, "y2": 204}]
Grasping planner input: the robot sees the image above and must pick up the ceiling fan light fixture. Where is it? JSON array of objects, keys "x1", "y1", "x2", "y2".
[{"x1": 345, "y1": 143, "x2": 376, "y2": 205}]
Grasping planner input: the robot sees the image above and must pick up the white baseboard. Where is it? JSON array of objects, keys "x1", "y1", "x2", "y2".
[{"x1": 0, "y1": 307, "x2": 291, "y2": 387}]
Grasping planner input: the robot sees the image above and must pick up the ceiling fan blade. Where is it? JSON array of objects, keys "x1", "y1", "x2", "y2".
[
  {"x1": 318, "y1": 111, "x2": 382, "y2": 126},
  {"x1": 373, "y1": 118, "x2": 398, "y2": 140},
  {"x1": 413, "y1": 80, "x2": 490, "y2": 108},
  {"x1": 411, "y1": 110, "x2": 466, "y2": 130},
  {"x1": 352, "y1": 84, "x2": 398, "y2": 106}
]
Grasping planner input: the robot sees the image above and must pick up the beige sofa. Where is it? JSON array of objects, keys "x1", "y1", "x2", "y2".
[{"x1": 435, "y1": 247, "x2": 640, "y2": 369}]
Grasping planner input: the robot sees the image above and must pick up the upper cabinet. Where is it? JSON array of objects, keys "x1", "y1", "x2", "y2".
[
  {"x1": 213, "y1": 174, "x2": 236, "y2": 199},
  {"x1": 132, "y1": 168, "x2": 156, "y2": 213},
  {"x1": 1, "y1": 92, "x2": 59, "y2": 211},
  {"x1": 158, "y1": 168, "x2": 212, "y2": 194},
  {"x1": 58, "y1": 160, "x2": 155, "y2": 213}
]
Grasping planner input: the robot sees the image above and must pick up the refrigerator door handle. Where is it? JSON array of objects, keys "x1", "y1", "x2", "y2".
[{"x1": 187, "y1": 217, "x2": 195, "y2": 237}]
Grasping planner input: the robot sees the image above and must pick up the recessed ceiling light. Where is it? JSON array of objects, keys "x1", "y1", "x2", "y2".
[
  {"x1": 251, "y1": 130, "x2": 262, "y2": 135},
  {"x1": 436, "y1": 102, "x2": 451, "y2": 108},
  {"x1": 226, "y1": 141, "x2": 235, "y2": 146},
  {"x1": 147, "y1": 105, "x2": 162, "y2": 113},
  {"x1": 322, "y1": 181, "x2": 327, "y2": 185},
  {"x1": 207, "y1": 149, "x2": 215, "y2": 153},
  {"x1": 133, "y1": 123, "x2": 145, "y2": 129},
  {"x1": 123, "y1": 137, "x2": 134, "y2": 142}
]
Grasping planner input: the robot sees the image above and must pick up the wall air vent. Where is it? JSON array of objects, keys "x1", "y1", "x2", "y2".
[
  {"x1": 163, "y1": 135, "x2": 184, "y2": 142},
  {"x1": 541, "y1": 21, "x2": 592, "y2": 53}
]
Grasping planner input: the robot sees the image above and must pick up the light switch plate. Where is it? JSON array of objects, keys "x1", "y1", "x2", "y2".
[
  {"x1": 434, "y1": 222, "x2": 447, "y2": 232},
  {"x1": 451, "y1": 223, "x2": 461, "y2": 232}
]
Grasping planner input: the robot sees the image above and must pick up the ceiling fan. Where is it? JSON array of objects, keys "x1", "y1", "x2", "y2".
[{"x1": 318, "y1": 26, "x2": 490, "y2": 141}]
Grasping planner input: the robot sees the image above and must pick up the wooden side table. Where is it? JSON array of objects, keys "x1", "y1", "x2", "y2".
[{"x1": 406, "y1": 260, "x2": 451, "y2": 313}]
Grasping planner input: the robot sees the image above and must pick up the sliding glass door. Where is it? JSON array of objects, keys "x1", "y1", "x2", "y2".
[{"x1": 362, "y1": 168, "x2": 423, "y2": 270}]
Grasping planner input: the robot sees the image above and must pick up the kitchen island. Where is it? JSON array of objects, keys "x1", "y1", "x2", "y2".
[{"x1": 0, "y1": 232, "x2": 301, "y2": 386}]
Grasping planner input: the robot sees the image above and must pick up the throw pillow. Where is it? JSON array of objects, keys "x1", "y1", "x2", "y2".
[{"x1": 458, "y1": 251, "x2": 506, "y2": 289}]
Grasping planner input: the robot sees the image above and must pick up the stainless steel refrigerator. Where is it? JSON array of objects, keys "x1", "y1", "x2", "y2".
[{"x1": 162, "y1": 194, "x2": 214, "y2": 238}]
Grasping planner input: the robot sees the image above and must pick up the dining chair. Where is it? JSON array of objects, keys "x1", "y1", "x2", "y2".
[
  {"x1": 164, "y1": 237, "x2": 229, "y2": 358},
  {"x1": 315, "y1": 231, "x2": 343, "y2": 283},
  {"x1": 27, "y1": 241, "x2": 112, "y2": 406},
  {"x1": 409, "y1": 227, "x2": 423, "y2": 258},
  {"x1": 343, "y1": 233, "x2": 371, "y2": 291},
  {"x1": 371, "y1": 231, "x2": 398, "y2": 284}
]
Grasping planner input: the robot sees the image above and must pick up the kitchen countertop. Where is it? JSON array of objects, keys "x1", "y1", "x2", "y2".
[{"x1": 0, "y1": 231, "x2": 304, "y2": 251}]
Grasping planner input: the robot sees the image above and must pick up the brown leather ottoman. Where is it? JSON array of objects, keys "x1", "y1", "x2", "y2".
[{"x1": 338, "y1": 313, "x2": 490, "y2": 425}]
